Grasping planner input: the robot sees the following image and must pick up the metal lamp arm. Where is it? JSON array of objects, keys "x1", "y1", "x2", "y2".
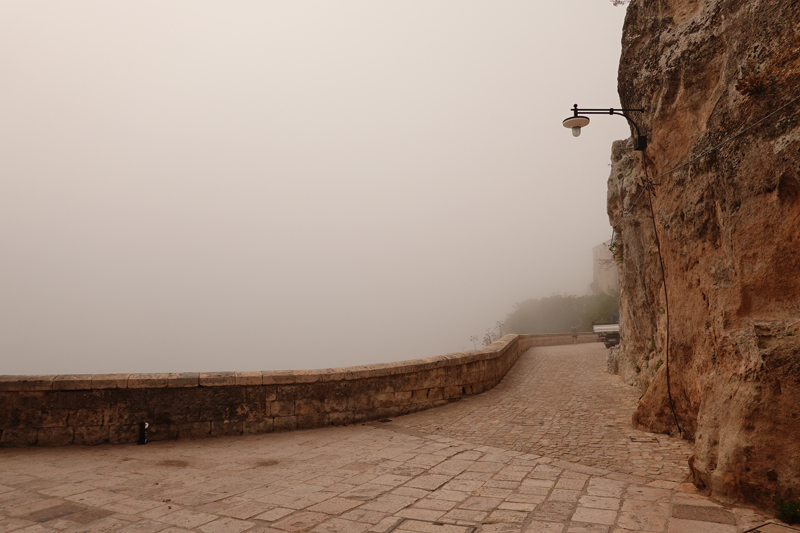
[{"x1": 570, "y1": 104, "x2": 647, "y2": 150}]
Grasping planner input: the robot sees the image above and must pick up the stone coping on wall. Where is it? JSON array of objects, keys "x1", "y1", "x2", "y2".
[{"x1": 0, "y1": 333, "x2": 597, "y2": 392}]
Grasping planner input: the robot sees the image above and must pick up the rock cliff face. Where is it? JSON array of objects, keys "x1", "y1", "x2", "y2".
[{"x1": 608, "y1": 0, "x2": 800, "y2": 509}]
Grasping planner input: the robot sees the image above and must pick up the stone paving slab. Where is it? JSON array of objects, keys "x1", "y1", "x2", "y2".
[{"x1": 0, "y1": 344, "x2": 789, "y2": 533}]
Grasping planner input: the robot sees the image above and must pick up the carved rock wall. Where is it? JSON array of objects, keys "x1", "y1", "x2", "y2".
[{"x1": 609, "y1": 0, "x2": 800, "y2": 509}]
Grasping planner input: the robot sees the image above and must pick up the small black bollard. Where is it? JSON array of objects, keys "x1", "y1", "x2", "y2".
[{"x1": 137, "y1": 422, "x2": 149, "y2": 445}]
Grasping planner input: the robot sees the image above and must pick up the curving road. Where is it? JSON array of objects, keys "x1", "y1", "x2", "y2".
[{"x1": 0, "y1": 343, "x2": 773, "y2": 533}]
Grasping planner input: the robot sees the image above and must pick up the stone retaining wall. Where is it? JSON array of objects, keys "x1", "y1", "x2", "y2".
[{"x1": 0, "y1": 333, "x2": 598, "y2": 446}]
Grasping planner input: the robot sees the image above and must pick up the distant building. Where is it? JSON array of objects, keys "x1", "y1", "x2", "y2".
[{"x1": 591, "y1": 240, "x2": 619, "y2": 295}]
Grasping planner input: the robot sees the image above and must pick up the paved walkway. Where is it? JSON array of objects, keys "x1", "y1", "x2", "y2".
[
  {"x1": 392, "y1": 343, "x2": 691, "y2": 482},
  {"x1": 0, "y1": 344, "x2": 783, "y2": 533}
]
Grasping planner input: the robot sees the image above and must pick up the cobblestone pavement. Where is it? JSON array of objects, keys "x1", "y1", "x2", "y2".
[
  {"x1": 392, "y1": 343, "x2": 692, "y2": 482},
  {"x1": 0, "y1": 344, "x2": 785, "y2": 533}
]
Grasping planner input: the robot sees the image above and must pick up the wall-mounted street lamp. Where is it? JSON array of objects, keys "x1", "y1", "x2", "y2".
[{"x1": 563, "y1": 104, "x2": 647, "y2": 151}]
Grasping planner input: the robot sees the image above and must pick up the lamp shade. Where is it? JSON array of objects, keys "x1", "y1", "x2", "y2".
[{"x1": 562, "y1": 116, "x2": 590, "y2": 130}]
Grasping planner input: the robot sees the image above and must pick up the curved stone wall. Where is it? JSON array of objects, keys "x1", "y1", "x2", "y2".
[{"x1": 0, "y1": 333, "x2": 597, "y2": 446}]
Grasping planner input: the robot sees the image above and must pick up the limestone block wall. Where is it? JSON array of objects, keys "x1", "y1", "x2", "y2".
[{"x1": 0, "y1": 333, "x2": 597, "y2": 446}]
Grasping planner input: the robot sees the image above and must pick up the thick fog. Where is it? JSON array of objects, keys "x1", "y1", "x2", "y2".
[{"x1": 1, "y1": 1, "x2": 630, "y2": 375}]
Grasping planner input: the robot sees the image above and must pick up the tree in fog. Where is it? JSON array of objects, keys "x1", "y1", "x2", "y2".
[{"x1": 504, "y1": 293, "x2": 619, "y2": 334}]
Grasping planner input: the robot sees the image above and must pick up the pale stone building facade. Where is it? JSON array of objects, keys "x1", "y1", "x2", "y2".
[{"x1": 591, "y1": 240, "x2": 619, "y2": 296}]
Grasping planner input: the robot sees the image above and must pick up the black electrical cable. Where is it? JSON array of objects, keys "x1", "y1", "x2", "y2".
[{"x1": 645, "y1": 180, "x2": 683, "y2": 437}]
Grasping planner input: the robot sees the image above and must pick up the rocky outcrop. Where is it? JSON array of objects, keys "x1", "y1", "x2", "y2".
[{"x1": 608, "y1": 0, "x2": 800, "y2": 510}]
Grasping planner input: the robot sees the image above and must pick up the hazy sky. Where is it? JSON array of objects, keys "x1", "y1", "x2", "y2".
[{"x1": 1, "y1": 1, "x2": 631, "y2": 374}]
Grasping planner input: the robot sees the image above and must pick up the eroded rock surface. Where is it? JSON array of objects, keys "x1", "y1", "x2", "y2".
[{"x1": 608, "y1": 0, "x2": 800, "y2": 510}]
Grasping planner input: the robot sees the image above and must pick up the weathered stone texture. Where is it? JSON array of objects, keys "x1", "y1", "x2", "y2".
[{"x1": 610, "y1": 0, "x2": 800, "y2": 509}]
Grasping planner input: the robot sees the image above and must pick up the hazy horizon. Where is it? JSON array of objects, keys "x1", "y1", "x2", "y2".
[{"x1": 1, "y1": 1, "x2": 631, "y2": 375}]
